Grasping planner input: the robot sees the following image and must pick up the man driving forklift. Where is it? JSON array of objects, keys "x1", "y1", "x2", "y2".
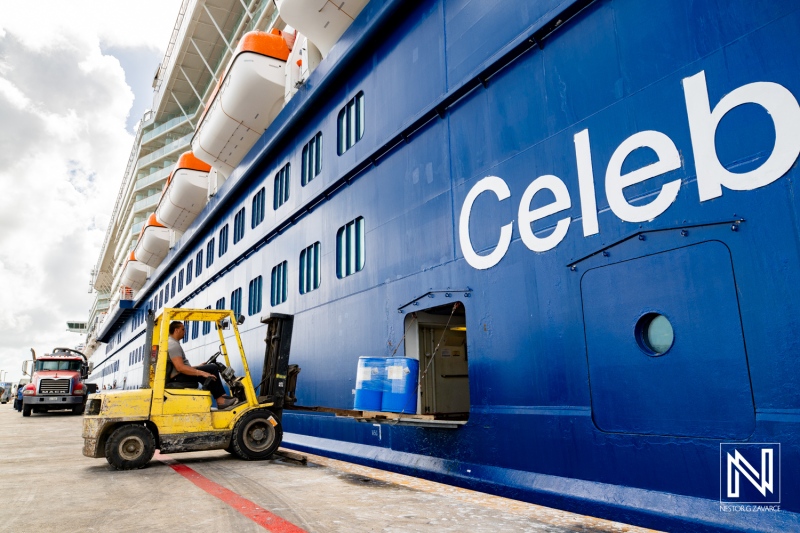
[{"x1": 167, "y1": 321, "x2": 237, "y2": 409}]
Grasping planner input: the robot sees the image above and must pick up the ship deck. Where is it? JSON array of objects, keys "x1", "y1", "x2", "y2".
[{"x1": 0, "y1": 405, "x2": 655, "y2": 532}]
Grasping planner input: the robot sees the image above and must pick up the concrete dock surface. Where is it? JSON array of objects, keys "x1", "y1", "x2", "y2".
[{"x1": 0, "y1": 405, "x2": 657, "y2": 532}]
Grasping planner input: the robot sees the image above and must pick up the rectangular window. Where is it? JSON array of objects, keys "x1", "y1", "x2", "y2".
[
  {"x1": 206, "y1": 239, "x2": 215, "y2": 268},
  {"x1": 251, "y1": 188, "x2": 265, "y2": 228},
  {"x1": 219, "y1": 225, "x2": 229, "y2": 257},
  {"x1": 233, "y1": 208, "x2": 246, "y2": 244},
  {"x1": 186, "y1": 260, "x2": 193, "y2": 283},
  {"x1": 231, "y1": 288, "x2": 243, "y2": 317},
  {"x1": 215, "y1": 297, "x2": 225, "y2": 330},
  {"x1": 337, "y1": 91, "x2": 365, "y2": 155},
  {"x1": 301, "y1": 132, "x2": 322, "y2": 186},
  {"x1": 178, "y1": 269, "x2": 184, "y2": 292},
  {"x1": 248, "y1": 276, "x2": 263, "y2": 316},
  {"x1": 271, "y1": 261, "x2": 288, "y2": 306},
  {"x1": 191, "y1": 320, "x2": 199, "y2": 339},
  {"x1": 171, "y1": 277, "x2": 176, "y2": 298},
  {"x1": 195, "y1": 250, "x2": 203, "y2": 276},
  {"x1": 164, "y1": 283, "x2": 169, "y2": 304},
  {"x1": 202, "y1": 306, "x2": 211, "y2": 335},
  {"x1": 159, "y1": 289, "x2": 163, "y2": 308},
  {"x1": 183, "y1": 320, "x2": 189, "y2": 343},
  {"x1": 299, "y1": 242, "x2": 321, "y2": 295},
  {"x1": 336, "y1": 216, "x2": 366, "y2": 278},
  {"x1": 273, "y1": 163, "x2": 290, "y2": 209}
]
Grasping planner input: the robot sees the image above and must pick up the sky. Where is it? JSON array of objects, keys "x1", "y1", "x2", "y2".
[{"x1": 0, "y1": 0, "x2": 182, "y2": 384}]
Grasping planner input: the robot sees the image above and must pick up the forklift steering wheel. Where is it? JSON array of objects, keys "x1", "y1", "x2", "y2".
[{"x1": 205, "y1": 351, "x2": 221, "y2": 365}]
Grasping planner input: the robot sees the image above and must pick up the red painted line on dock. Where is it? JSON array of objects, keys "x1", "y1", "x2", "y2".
[{"x1": 156, "y1": 453, "x2": 306, "y2": 533}]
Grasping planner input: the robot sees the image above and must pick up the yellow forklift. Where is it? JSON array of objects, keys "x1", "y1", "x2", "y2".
[{"x1": 82, "y1": 308, "x2": 298, "y2": 470}]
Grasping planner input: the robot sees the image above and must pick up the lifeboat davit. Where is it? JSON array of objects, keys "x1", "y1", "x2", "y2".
[
  {"x1": 276, "y1": 0, "x2": 370, "y2": 58},
  {"x1": 191, "y1": 30, "x2": 291, "y2": 176},
  {"x1": 134, "y1": 214, "x2": 170, "y2": 268},
  {"x1": 285, "y1": 33, "x2": 322, "y2": 103},
  {"x1": 120, "y1": 252, "x2": 148, "y2": 293},
  {"x1": 155, "y1": 152, "x2": 212, "y2": 232}
]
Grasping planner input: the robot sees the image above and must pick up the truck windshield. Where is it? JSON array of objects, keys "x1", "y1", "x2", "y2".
[{"x1": 34, "y1": 360, "x2": 82, "y2": 372}]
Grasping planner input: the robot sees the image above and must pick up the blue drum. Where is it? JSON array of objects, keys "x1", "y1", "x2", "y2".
[
  {"x1": 381, "y1": 357, "x2": 419, "y2": 414},
  {"x1": 353, "y1": 357, "x2": 386, "y2": 411}
]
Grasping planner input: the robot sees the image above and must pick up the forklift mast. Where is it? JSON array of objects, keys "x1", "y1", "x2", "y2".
[{"x1": 259, "y1": 313, "x2": 299, "y2": 416}]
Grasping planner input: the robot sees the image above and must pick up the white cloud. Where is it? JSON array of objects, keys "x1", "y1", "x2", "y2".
[{"x1": 0, "y1": 1, "x2": 182, "y2": 383}]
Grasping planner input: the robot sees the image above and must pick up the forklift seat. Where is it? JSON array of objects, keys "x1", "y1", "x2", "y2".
[{"x1": 164, "y1": 359, "x2": 203, "y2": 390}]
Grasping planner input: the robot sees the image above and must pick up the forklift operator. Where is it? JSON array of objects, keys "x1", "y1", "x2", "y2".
[{"x1": 168, "y1": 321, "x2": 237, "y2": 409}]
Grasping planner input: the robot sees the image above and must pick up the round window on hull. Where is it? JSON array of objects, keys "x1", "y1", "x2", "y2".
[{"x1": 636, "y1": 313, "x2": 674, "y2": 356}]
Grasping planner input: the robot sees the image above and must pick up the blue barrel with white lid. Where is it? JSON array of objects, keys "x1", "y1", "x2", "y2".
[
  {"x1": 381, "y1": 357, "x2": 419, "y2": 414},
  {"x1": 353, "y1": 357, "x2": 386, "y2": 411}
]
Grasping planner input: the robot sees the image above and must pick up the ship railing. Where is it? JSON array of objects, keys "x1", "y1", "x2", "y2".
[
  {"x1": 132, "y1": 194, "x2": 160, "y2": 215},
  {"x1": 135, "y1": 167, "x2": 172, "y2": 193},
  {"x1": 135, "y1": 133, "x2": 193, "y2": 171},
  {"x1": 141, "y1": 114, "x2": 193, "y2": 145}
]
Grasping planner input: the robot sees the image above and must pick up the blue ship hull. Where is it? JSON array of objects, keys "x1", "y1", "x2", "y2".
[{"x1": 96, "y1": 1, "x2": 800, "y2": 530}]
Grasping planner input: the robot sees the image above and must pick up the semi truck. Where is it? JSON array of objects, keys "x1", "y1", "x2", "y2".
[{"x1": 21, "y1": 348, "x2": 96, "y2": 416}]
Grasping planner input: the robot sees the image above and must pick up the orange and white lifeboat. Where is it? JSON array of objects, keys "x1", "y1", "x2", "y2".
[
  {"x1": 191, "y1": 30, "x2": 291, "y2": 177},
  {"x1": 276, "y1": 0, "x2": 369, "y2": 58},
  {"x1": 134, "y1": 214, "x2": 170, "y2": 268},
  {"x1": 155, "y1": 152, "x2": 212, "y2": 233},
  {"x1": 120, "y1": 252, "x2": 148, "y2": 293}
]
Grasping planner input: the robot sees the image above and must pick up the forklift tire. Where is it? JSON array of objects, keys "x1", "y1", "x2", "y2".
[
  {"x1": 231, "y1": 409, "x2": 283, "y2": 461},
  {"x1": 22, "y1": 404, "x2": 31, "y2": 417},
  {"x1": 105, "y1": 424, "x2": 156, "y2": 470}
]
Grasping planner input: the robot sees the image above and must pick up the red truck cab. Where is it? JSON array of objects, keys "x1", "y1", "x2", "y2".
[{"x1": 22, "y1": 348, "x2": 95, "y2": 417}]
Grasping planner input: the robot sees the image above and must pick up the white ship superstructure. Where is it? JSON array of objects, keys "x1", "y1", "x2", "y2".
[{"x1": 85, "y1": 0, "x2": 281, "y2": 360}]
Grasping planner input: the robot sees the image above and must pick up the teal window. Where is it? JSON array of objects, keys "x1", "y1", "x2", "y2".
[
  {"x1": 233, "y1": 208, "x2": 246, "y2": 244},
  {"x1": 202, "y1": 306, "x2": 211, "y2": 335},
  {"x1": 219, "y1": 225, "x2": 229, "y2": 257},
  {"x1": 274, "y1": 163, "x2": 290, "y2": 209},
  {"x1": 248, "y1": 276, "x2": 263, "y2": 316},
  {"x1": 252, "y1": 188, "x2": 265, "y2": 228},
  {"x1": 337, "y1": 91, "x2": 365, "y2": 155},
  {"x1": 231, "y1": 287, "x2": 243, "y2": 317},
  {"x1": 299, "y1": 242, "x2": 321, "y2": 295},
  {"x1": 301, "y1": 132, "x2": 322, "y2": 186},
  {"x1": 336, "y1": 216, "x2": 365, "y2": 278},
  {"x1": 195, "y1": 250, "x2": 203, "y2": 276},
  {"x1": 206, "y1": 239, "x2": 215, "y2": 268},
  {"x1": 186, "y1": 260, "x2": 193, "y2": 283},
  {"x1": 271, "y1": 261, "x2": 288, "y2": 306}
]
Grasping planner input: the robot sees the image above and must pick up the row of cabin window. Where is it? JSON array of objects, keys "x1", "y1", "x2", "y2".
[
  {"x1": 159, "y1": 216, "x2": 363, "y2": 332},
  {"x1": 272, "y1": 215, "x2": 366, "y2": 305},
  {"x1": 146, "y1": 90, "x2": 366, "y2": 319},
  {"x1": 102, "y1": 360, "x2": 119, "y2": 377},
  {"x1": 177, "y1": 216, "x2": 364, "y2": 340},
  {"x1": 128, "y1": 344, "x2": 146, "y2": 366}
]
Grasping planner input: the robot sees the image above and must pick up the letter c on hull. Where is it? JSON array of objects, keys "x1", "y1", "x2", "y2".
[{"x1": 459, "y1": 176, "x2": 512, "y2": 270}]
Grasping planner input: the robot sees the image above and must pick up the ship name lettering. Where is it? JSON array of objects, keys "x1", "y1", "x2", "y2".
[{"x1": 459, "y1": 69, "x2": 800, "y2": 270}]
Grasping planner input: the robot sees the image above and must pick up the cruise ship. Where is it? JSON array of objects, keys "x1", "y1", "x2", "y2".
[{"x1": 85, "y1": 0, "x2": 800, "y2": 530}]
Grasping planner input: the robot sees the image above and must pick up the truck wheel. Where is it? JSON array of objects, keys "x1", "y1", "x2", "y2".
[
  {"x1": 22, "y1": 404, "x2": 31, "y2": 417},
  {"x1": 105, "y1": 424, "x2": 155, "y2": 470},
  {"x1": 231, "y1": 409, "x2": 283, "y2": 461}
]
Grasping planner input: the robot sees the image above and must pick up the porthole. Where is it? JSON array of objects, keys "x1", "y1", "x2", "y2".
[{"x1": 635, "y1": 313, "x2": 674, "y2": 356}]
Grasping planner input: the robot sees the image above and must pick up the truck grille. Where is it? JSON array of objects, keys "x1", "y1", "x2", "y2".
[{"x1": 39, "y1": 379, "x2": 71, "y2": 395}]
